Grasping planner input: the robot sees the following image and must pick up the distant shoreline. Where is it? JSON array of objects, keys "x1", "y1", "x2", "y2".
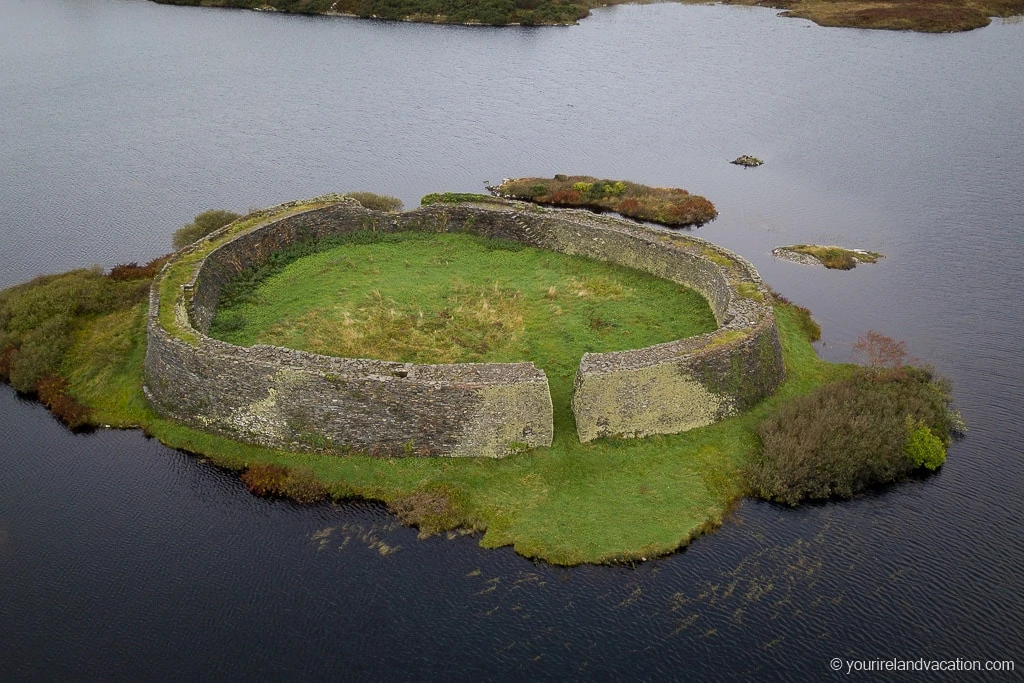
[{"x1": 149, "y1": 0, "x2": 1024, "y2": 32}]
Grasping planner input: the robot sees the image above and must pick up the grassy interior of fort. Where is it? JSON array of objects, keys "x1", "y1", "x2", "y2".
[
  {"x1": 208, "y1": 231, "x2": 717, "y2": 434},
  {"x1": 150, "y1": 0, "x2": 1024, "y2": 32}
]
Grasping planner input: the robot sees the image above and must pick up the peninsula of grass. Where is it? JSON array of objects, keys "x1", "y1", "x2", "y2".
[
  {"x1": 149, "y1": 0, "x2": 1024, "y2": 31},
  {"x1": 491, "y1": 176, "x2": 717, "y2": 228},
  {"x1": 0, "y1": 203, "x2": 956, "y2": 565},
  {"x1": 774, "y1": 244, "x2": 884, "y2": 270}
]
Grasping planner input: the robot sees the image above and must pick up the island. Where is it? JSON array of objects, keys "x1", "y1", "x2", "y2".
[
  {"x1": 488, "y1": 176, "x2": 717, "y2": 228},
  {"x1": 731, "y1": 155, "x2": 764, "y2": 168},
  {"x1": 0, "y1": 191, "x2": 957, "y2": 564},
  {"x1": 150, "y1": 0, "x2": 1024, "y2": 32},
  {"x1": 773, "y1": 244, "x2": 884, "y2": 270}
]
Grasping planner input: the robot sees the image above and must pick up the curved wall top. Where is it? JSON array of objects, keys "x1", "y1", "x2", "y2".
[{"x1": 144, "y1": 196, "x2": 784, "y2": 457}]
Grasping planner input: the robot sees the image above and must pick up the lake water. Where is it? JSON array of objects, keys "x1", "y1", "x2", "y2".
[{"x1": 2, "y1": 0, "x2": 1022, "y2": 678}]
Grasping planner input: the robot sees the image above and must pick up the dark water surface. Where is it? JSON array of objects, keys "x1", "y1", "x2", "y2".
[{"x1": 2, "y1": 0, "x2": 1023, "y2": 679}]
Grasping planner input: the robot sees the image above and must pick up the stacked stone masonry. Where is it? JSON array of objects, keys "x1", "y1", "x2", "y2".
[{"x1": 144, "y1": 197, "x2": 784, "y2": 457}]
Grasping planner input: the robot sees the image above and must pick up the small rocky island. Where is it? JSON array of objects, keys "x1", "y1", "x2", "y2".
[
  {"x1": 731, "y1": 155, "x2": 764, "y2": 167},
  {"x1": 773, "y1": 244, "x2": 884, "y2": 270}
]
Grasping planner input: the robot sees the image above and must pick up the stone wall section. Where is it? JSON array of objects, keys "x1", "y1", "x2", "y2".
[
  {"x1": 144, "y1": 197, "x2": 784, "y2": 456},
  {"x1": 393, "y1": 203, "x2": 784, "y2": 442}
]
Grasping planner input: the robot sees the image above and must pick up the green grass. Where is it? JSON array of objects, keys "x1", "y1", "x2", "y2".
[
  {"x1": 210, "y1": 231, "x2": 717, "y2": 424},
  {"x1": 421, "y1": 192, "x2": 506, "y2": 206}
]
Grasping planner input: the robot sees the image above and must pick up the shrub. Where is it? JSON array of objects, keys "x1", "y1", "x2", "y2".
[
  {"x1": 0, "y1": 268, "x2": 152, "y2": 393},
  {"x1": 240, "y1": 463, "x2": 328, "y2": 503},
  {"x1": 853, "y1": 330, "x2": 911, "y2": 368},
  {"x1": 548, "y1": 188, "x2": 582, "y2": 204},
  {"x1": 345, "y1": 191, "x2": 403, "y2": 212},
  {"x1": 108, "y1": 255, "x2": 171, "y2": 281},
  {"x1": 495, "y1": 175, "x2": 717, "y2": 227},
  {"x1": 172, "y1": 209, "x2": 241, "y2": 249},
  {"x1": 241, "y1": 463, "x2": 289, "y2": 496},
  {"x1": 746, "y1": 366, "x2": 952, "y2": 505},
  {"x1": 6, "y1": 315, "x2": 74, "y2": 393},
  {"x1": 35, "y1": 375, "x2": 92, "y2": 429},
  {"x1": 0, "y1": 346, "x2": 14, "y2": 379},
  {"x1": 905, "y1": 418, "x2": 946, "y2": 470},
  {"x1": 279, "y1": 467, "x2": 329, "y2": 503},
  {"x1": 386, "y1": 488, "x2": 463, "y2": 536},
  {"x1": 814, "y1": 247, "x2": 856, "y2": 270}
]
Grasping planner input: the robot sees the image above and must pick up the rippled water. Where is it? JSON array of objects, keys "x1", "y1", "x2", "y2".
[{"x1": 2, "y1": 0, "x2": 1023, "y2": 678}]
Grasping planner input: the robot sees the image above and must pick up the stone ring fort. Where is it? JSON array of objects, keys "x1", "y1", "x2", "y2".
[{"x1": 144, "y1": 195, "x2": 785, "y2": 458}]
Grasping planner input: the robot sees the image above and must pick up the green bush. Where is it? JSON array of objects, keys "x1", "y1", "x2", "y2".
[
  {"x1": 905, "y1": 419, "x2": 946, "y2": 470},
  {"x1": 344, "y1": 192, "x2": 403, "y2": 212},
  {"x1": 0, "y1": 268, "x2": 151, "y2": 394},
  {"x1": 746, "y1": 367, "x2": 952, "y2": 505},
  {"x1": 172, "y1": 209, "x2": 241, "y2": 249}
]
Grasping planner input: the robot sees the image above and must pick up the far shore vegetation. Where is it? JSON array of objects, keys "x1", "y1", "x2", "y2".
[
  {"x1": 150, "y1": 0, "x2": 1024, "y2": 32},
  {"x1": 0, "y1": 203, "x2": 960, "y2": 565},
  {"x1": 778, "y1": 244, "x2": 884, "y2": 270},
  {"x1": 492, "y1": 175, "x2": 718, "y2": 228}
]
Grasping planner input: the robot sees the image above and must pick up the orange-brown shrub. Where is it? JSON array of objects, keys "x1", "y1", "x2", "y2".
[
  {"x1": 241, "y1": 463, "x2": 328, "y2": 503},
  {"x1": 108, "y1": 255, "x2": 171, "y2": 281},
  {"x1": 35, "y1": 374, "x2": 92, "y2": 429}
]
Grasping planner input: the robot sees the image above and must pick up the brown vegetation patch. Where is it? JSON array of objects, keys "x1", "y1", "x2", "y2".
[
  {"x1": 762, "y1": 0, "x2": 1022, "y2": 31},
  {"x1": 387, "y1": 489, "x2": 466, "y2": 536},
  {"x1": 493, "y1": 175, "x2": 717, "y2": 228},
  {"x1": 241, "y1": 463, "x2": 329, "y2": 503},
  {"x1": 0, "y1": 345, "x2": 15, "y2": 380},
  {"x1": 35, "y1": 374, "x2": 93, "y2": 429},
  {"x1": 108, "y1": 255, "x2": 172, "y2": 282}
]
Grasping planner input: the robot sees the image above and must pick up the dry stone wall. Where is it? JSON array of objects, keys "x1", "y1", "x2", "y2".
[{"x1": 144, "y1": 196, "x2": 784, "y2": 456}]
